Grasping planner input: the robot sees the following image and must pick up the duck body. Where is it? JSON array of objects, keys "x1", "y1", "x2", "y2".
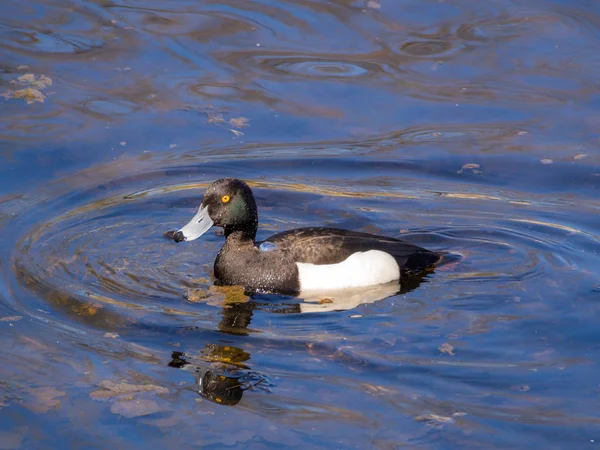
[{"x1": 173, "y1": 178, "x2": 440, "y2": 294}]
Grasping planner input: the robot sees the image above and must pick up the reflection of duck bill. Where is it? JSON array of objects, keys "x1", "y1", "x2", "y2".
[{"x1": 298, "y1": 279, "x2": 417, "y2": 313}]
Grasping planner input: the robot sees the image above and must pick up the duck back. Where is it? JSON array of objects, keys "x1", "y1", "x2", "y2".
[{"x1": 260, "y1": 227, "x2": 440, "y2": 274}]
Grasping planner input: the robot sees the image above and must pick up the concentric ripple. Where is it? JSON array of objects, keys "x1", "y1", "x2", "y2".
[
  {"x1": 5, "y1": 151, "x2": 598, "y2": 335},
  {"x1": 2, "y1": 139, "x2": 600, "y2": 447},
  {"x1": 399, "y1": 40, "x2": 455, "y2": 58},
  {"x1": 264, "y1": 58, "x2": 377, "y2": 78},
  {"x1": 12, "y1": 191, "x2": 217, "y2": 329},
  {"x1": 214, "y1": 51, "x2": 389, "y2": 81}
]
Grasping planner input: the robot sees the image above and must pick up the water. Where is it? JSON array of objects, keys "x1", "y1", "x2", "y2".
[{"x1": 1, "y1": 0, "x2": 600, "y2": 447}]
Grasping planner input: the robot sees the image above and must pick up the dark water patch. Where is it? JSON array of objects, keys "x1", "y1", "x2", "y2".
[
  {"x1": 399, "y1": 40, "x2": 457, "y2": 57},
  {"x1": 79, "y1": 98, "x2": 140, "y2": 117}
]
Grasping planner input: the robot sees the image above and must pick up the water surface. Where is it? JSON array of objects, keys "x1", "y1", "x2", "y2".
[{"x1": 1, "y1": 0, "x2": 600, "y2": 448}]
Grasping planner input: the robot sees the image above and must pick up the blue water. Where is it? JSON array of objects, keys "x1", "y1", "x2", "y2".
[{"x1": 1, "y1": 0, "x2": 600, "y2": 448}]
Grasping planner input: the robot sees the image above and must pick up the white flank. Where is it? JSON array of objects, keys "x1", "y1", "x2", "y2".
[{"x1": 296, "y1": 250, "x2": 400, "y2": 291}]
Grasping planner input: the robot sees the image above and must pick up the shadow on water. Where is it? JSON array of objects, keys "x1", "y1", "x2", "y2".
[{"x1": 2, "y1": 0, "x2": 600, "y2": 447}]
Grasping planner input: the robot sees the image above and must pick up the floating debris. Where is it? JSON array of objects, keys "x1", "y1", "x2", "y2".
[
  {"x1": 12, "y1": 73, "x2": 52, "y2": 89},
  {"x1": 416, "y1": 413, "x2": 454, "y2": 425},
  {"x1": 416, "y1": 412, "x2": 467, "y2": 428},
  {"x1": 2, "y1": 73, "x2": 53, "y2": 104},
  {"x1": 2, "y1": 87, "x2": 46, "y2": 104},
  {"x1": 229, "y1": 116, "x2": 249, "y2": 129},
  {"x1": 510, "y1": 384, "x2": 531, "y2": 392},
  {"x1": 439, "y1": 342, "x2": 455, "y2": 356},
  {"x1": 0, "y1": 316, "x2": 22, "y2": 323},
  {"x1": 25, "y1": 387, "x2": 65, "y2": 414},
  {"x1": 181, "y1": 105, "x2": 250, "y2": 137},
  {"x1": 206, "y1": 110, "x2": 225, "y2": 124},
  {"x1": 457, "y1": 163, "x2": 482, "y2": 174}
]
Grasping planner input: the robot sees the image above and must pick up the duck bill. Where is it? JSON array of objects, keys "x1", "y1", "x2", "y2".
[{"x1": 175, "y1": 205, "x2": 214, "y2": 242}]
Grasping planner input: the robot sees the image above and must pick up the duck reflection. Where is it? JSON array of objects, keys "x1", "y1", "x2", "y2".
[
  {"x1": 170, "y1": 273, "x2": 426, "y2": 405},
  {"x1": 216, "y1": 272, "x2": 427, "y2": 320},
  {"x1": 168, "y1": 344, "x2": 270, "y2": 406},
  {"x1": 215, "y1": 299, "x2": 256, "y2": 335},
  {"x1": 298, "y1": 280, "x2": 413, "y2": 313}
]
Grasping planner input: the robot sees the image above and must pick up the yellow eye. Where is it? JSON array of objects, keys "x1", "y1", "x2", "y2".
[{"x1": 221, "y1": 195, "x2": 230, "y2": 203}]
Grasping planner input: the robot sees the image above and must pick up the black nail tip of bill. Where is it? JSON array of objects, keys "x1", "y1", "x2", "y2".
[{"x1": 163, "y1": 229, "x2": 185, "y2": 242}]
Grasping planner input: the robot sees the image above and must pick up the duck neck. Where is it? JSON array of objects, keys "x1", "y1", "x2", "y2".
[{"x1": 223, "y1": 224, "x2": 257, "y2": 246}]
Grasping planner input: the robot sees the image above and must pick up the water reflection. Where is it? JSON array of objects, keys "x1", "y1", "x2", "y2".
[
  {"x1": 168, "y1": 344, "x2": 271, "y2": 406},
  {"x1": 170, "y1": 259, "x2": 433, "y2": 406}
]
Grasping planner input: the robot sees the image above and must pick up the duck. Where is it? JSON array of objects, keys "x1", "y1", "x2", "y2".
[{"x1": 171, "y1": 178, "x2": 441, "y2": 294}]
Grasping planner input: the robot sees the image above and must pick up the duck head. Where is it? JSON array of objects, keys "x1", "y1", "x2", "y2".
[{"x1": 174, "y1": 178, "x2": 258, "y2": 242}]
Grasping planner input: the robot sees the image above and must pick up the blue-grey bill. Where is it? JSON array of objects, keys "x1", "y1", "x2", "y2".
[{"x1": 177, "y1": 205, "x2": 214, "y2": 241}]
